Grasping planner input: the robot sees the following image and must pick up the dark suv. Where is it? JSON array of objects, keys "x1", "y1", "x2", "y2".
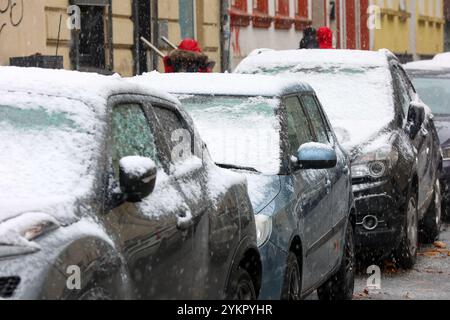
[
  {"x1": 236, "y1": 49, "x2": 443, "y2": 268},
  {"x1": 0, "y1": 67, "x2": 261, "y2": 300}
]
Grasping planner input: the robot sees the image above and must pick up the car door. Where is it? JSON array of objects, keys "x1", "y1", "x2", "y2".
[
  {"x1": 398, "y1": 64, "x2": 438, "y2": 213},
  {"x1": 300, "y1": 94, "x2": 350, "y2": 271},
  {"x1": 103, "y1": 100, "x2": 195, "y2": 299},
  {"x1": 150, "y1": 104, "x2": 215, "y2": 299},
  {"x1": 283, "y1": 95, "x2": 331, "y2": 290},
  {"x1": 392, "y1": 62, "x2": 433, "y2": 213}
]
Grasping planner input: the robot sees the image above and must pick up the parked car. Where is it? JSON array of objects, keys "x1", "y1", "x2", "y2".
[
  {"x1": 405, "y1": 61, "x2": 450, "y2": 219},
  {"x1": 235, "y1": 49, "x2": 443, "y2": 268},
  {"x1": 135, "y1": 73, "x2": 356, "y2": 300},
  {"x1": 0, "y1": 67, "x2": 261, "y2": 300}
]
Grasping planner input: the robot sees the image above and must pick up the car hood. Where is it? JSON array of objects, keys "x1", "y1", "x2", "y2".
[
  {"x1": 434, "y1": 115, "x2": 450, "y2": 148},
  {"x1": 240, "y1": 173, "x2": 281, "y2": 214}
]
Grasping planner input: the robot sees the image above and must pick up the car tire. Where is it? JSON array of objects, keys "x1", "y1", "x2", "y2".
[
  {"x1": 394, "y1": 189, "x2": 419, "y2": 269},
  {"x1": 226, "y1": 267, "x2": 257, "y2": 300},
  {"x1": 420, "y1": 179, "x2": 442, "y2": 243},
  {"x1": 317, "y1": 222, "x2": 355, "y2": 300},
  {"x1": 281, "y1": 252, "x2": 301, "y2": 300}
]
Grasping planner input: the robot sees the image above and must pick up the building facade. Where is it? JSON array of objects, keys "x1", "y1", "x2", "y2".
[
  {"x1": 0, "y1": 0, "x2": 222, "y2": 76},
  {"x1": 445, "y1": 0, "x2": 450, "y2": 51},
  {"x1": 226, "y1": 0, "x2": 329, "y2": 69}
]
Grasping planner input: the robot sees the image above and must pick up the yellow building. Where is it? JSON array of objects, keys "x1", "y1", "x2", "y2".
[
  {"x1": 0, "y1": 0, "x2": 221, "y2": 76},
  {"x1": 371, "y1": 0, "x2": 445, "y2": 61}
]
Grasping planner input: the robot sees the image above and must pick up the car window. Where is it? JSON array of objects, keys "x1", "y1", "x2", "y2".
[
  {"x1": 301, "y1": 95, "x2": 330, "y2": 144},
  {"x1": 285, "y1": 96, "x2": 314, "y2": 155},
  {"x1": 111, "y1": 104, "x2": 160, "y2": 177},
  {"x1": 153, "y1": 105, "x2": 195, "y2": 163},
  {"x1": 392, "y1": 65, "x2": 411, "y2": 116}
]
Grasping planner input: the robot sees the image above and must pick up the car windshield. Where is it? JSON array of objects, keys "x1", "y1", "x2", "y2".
[
  {"x1": 240, "y1": 63, "x2": 395, "y2": 149},
  {"x1": 178, "y1": 95, "x2": 281, "y2": 175},
  {"x1": 0, "y1": 94, "x2": 99, "y2": 210},
  {"x1": 410, "y1": 77, "x2": 450, "y2": 115}
]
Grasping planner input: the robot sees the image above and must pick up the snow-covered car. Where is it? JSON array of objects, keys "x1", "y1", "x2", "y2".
[
  {"x1": 0, "y1": 67, "x2": 261, "y2": 300},
  {"x1": 134, "y1": 73, "x2": 355, "y2": 300},
  {"x1": 405, "y1": 61, "x2": 450, "y2": 219},
  {"x1": 235, "y1": 49, "x2": 443, "y2": 268}
]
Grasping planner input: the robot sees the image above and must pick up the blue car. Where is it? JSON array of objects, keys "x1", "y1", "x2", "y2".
[{"x1": 133, "y1": 73, "x2": 355, "y2": 300}]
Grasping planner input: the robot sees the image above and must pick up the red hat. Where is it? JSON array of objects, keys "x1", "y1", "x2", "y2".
[
  {"x1": 317, "y1": 27, "x2": 333, "y2": 49},
  {"x1": 178, "y1": 38, "x2": 202, "y2": 52}
]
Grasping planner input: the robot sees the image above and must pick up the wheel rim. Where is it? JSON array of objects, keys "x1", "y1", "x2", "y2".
[
  {"x1": 287, "y1": 265, "x2": 301, "y2": 300},
  {"x1": 435, "y1": 181, "x2": 442, "y2": 227},
  {"x1": 406, "y1": 197, "x2": 418, "y2": 256},
  {"x1": 236, "y1": 279, "x2": 254, "y2": 300}
]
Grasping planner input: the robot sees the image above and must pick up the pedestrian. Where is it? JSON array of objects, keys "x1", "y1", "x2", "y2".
[
  {"x1": 317, "y1": 26, "x2": 333, "y2": 49},
  {"x1": 299, "y1": 27, "x2": 319, "y2": 49},
  {"x1": 163, "y1": 38, "x2": 215, "y2": 73}
]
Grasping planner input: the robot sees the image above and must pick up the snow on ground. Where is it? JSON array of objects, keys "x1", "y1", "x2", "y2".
[{"x1": 235, "y1": 49, "x2": 395, "y2": 151}]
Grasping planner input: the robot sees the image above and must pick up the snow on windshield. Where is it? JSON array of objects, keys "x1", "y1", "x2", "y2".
[
  {"x1": 0, "y1": 92, "x2": 101, "y2": 222},
  {"x1": 178, "y1": 95, "x2": 282, "y2": 175},
  {"x1": 237, "y1": 58, "x2": 395, "y2": 150}
]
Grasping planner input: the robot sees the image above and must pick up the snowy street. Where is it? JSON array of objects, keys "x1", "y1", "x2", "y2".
[{"x1": 353, "y1": 224, "x2": 450, "y2": 300}]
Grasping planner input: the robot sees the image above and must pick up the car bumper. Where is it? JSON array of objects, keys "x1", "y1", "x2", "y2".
[
  {"x1": 257, "y1": 239, "x2": 287, "y2": 300},
  {"x1": 353, "y1": 179, "x2": 404, "y2": 251}
]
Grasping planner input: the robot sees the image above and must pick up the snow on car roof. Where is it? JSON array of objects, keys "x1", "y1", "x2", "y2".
[
  {"x1": 132, "y1": 72, "x2": 314, "y2": 97},
  {"x1": 405, "y1": 58, "x2": 450, "y2": 72},
  {"x1": 234, "y1": 49, "x2": 390, "y2": 73},
  {"x1": 0, "y1": 66, "x2": 179, "y2": 106}
]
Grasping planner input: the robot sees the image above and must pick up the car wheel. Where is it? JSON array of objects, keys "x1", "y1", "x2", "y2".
[
  {"x1": 420, "y1": 179, "x2": 442, "y2": 243},
  {"x1": 281, "y1": 252, "x2": 301, "y2": 300},
  {"x1": 317, "y1": 222, "x2": 355, "y2": 300},
  {"x1": 226, "y1": 267, "x2": 256, "y2": 300},
  {"x1": 394, "y1": 191, "x2": 419, "y2": 269}
]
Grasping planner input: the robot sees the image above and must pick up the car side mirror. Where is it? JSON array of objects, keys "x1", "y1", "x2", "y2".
[
  {"x1": 407, "y1": 102, "x2": 425, "y2": 139},
  {"x1": 293, "y1": 143, "x2": 337, "y2": 170},
  {"x1": 119, "y1": 156, "x2": 157, "y2": 203}
]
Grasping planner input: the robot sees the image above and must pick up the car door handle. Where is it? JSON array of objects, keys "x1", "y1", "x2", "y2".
[
  {"x1": 325, "y1": 179, "x2": 332, "y2": 194},
  {"x1": 176, "y1": 212, "x2": 193, "y2": 231},
  {"x1": 343, "y1": 165, "x2": 349, "y2": 174}
]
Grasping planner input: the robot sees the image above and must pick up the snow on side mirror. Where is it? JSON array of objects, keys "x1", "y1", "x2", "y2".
[
  {"x1": 119, "y1": 156, "x2": 157, "y2": 203},
  {"x1": 293, "y1": 142, "x2": 337, "y2": 170}
]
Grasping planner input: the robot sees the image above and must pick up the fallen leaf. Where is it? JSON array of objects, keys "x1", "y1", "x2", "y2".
[
  {"x1": 434, "y1": 241, "x2": 447, "y2": 249},
  {"x1": 363, "y1": 288, "x2": 369, "y2": 295},
  {"x1": 422, "y1": 251, "x2": 441, "y2": 257}
]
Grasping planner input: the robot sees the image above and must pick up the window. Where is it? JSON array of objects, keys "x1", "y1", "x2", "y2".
[
  {"x1": 179, "y1": 0, "x2": 196, "y2": 39},
  {"x1": 391, "y1": 65, "x2": 412, "y2": 117},
  {"x1": 253, "y1": 0, "x2": 269, "y2": 14},
  {"x1": 275, "y1": 0, "x2": 293, "y2": 29},
  {"x1": 276, "y1": 0, "x2": 290, "y2": 16},
  {"x1": 231, "y1": 0, "x2": 247, "y2": 11},
  {"x1": 252, "y1": 0, "x2": 272, "y2": 28},
  {"x1": 285, "y1": 96, "x2": 314, "y2": 155},
  {"x1": 111, "y1": 104, "x2": 159, "y2": 177},
  {"x1": 78, "y1": 6, "x2": 106, "y2": 69},
  {"x1": 301, "y1": 95, "x2": 330, "y2": 144},
  {"x1": 153, "y1": 106, "x2": 196, "y2": 163},
  {"x1": 296, "y1": 0, "x2": 309, "y2": 18}
]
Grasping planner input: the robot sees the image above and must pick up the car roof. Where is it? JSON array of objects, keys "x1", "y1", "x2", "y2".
[
  {"x1": 131, "y1": 72, "x2": 315, "y2": 97},
  {"x1": 234, "y1": 49, "x2": 393, "y2": 73},
  {"x1": 0, "y1": 66, "x2": 179, "y2": 107}
]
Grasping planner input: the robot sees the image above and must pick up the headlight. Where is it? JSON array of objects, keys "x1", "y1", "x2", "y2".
[
  {"x1": 255, "y1": 215, "x2": 272, "y2": 247},
  {"x1": 0, "y1": 212, "x2": 60, "y2": 258},
  {"x1": 351, "y1": 145, "x2": 398, "y2": 180},
  {"x1": 442, "y1": 147, "x2": 450, "y2": 161}
]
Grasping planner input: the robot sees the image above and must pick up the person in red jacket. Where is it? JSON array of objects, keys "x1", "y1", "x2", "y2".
[
  {"x1": 317, "y1": 27, "x2": 333, "y2": 49},
  {"x1": 164, "y1": 38, "x2": 215, "y2": 73}
]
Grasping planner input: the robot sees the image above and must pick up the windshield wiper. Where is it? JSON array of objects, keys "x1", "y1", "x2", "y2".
[{"x1": 215, "y1": 163, "x2": 260, "y2": 173}]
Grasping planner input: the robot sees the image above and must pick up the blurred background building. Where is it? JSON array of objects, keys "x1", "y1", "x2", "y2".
[{"x1": 0, "y1": 0, "x2": 448, "y2": 75}]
